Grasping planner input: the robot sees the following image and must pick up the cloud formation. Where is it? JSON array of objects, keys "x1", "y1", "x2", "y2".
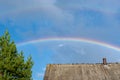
[
  {"x1": 57, "y1": 0, "x2": 120, "y2": 14},
  {"x1": 0, "y1": 0, "x2": 120, "y2": 46},
  {"x1": 1, "y1": 1, "x2": 120, "y2": 80}
]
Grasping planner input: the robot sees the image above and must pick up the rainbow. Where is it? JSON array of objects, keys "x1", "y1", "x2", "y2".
[{"x1": 17, "y1": 38, "x2": 120, "y2": 52}]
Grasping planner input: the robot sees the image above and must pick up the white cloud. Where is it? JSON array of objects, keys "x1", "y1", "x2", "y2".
[
  {"x1": 118, "y1": 59, "x2": 120, "y2": 62},
  {"x1": 57, "y1": 0, "x2": 120, "y2": 14},
  {"x1": 0, "y1": 0, "x2": 73, "y2": 23},
  {"x1": 58, "y1": 44, "x2": 64, "y2": 47},
  {"x1": 79, "y1": 48, "x2": 86, "y2": 55},
  {"x1": 42, "y1": 67, "x2": 46, "y2": 71},
  {"x1": 1, "y1": 0, "x2": 120, "y2": 46},
  {"x1": 37, "y1": 73, "x2": 44, "y2": 78}
]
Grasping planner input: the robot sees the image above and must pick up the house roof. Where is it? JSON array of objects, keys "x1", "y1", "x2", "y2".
[{"x1": 44, "y1": 63, "x2": 120, "y2": 80}]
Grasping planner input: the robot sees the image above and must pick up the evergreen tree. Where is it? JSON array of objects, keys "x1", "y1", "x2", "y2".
[{"x1": 0, "y1": 31, "x2": 33, "y2": 80}]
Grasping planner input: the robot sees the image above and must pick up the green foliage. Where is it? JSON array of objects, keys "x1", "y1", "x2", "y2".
[{"x1": 0, "y1": 31, "x2": 33, "y2": 80}]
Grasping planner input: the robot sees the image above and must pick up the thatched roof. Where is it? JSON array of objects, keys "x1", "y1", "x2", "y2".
[{"x1": 44, "y1": 63, "x2": 120, "y2": 80}]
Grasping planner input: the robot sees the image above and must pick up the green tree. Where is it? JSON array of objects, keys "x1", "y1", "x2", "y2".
[{"x1": 0, "y1": 31, "x2": 33, "y2": 80}]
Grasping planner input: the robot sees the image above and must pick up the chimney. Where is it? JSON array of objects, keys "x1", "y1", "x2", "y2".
[{"x1": 103, "y1": 58, "x2": 107, "y2": 65}]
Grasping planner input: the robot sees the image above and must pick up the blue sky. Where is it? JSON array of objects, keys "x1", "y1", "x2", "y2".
[{"x1": 1, "y1": 0, "x2": 120, "y2": 80}]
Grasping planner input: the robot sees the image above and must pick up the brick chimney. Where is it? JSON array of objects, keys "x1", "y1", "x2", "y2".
[{"x1": 103, "y1": 58, "x2": 107, "y2": 65}]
